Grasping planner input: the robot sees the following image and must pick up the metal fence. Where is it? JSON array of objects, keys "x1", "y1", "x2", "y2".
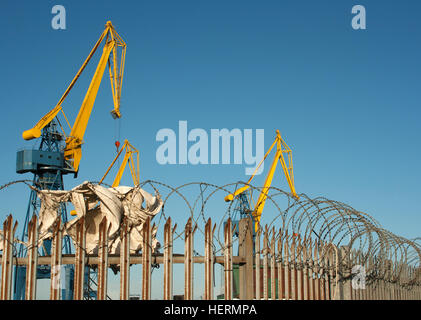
[
  {"x1": 0, "y1": 180, "x2": 420, "y2": 300},
  {"x1": 1, "y1": 214, "x2": 420, "y2": 300}
]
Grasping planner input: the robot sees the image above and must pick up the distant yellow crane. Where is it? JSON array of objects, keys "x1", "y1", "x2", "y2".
[
  {"x1": 99, "y1": 139, "x2": 140, "y2": 187},
  {"x1": 70, "y1": 139, "x2": 139, "y2": 217},
  {"x1": 21, "y1": 21, "x2": 126, "y2": 176},
  {"x1": 224, "y1": 130, "x2": 299, "y2": 231}
]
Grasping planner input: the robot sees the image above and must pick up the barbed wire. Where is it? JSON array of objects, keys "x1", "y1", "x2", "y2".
[{"x1": 0, "y1": 179, "x2": 420, "y2": 287}]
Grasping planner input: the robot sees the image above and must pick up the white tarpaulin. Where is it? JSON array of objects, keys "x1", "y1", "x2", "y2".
[{"x1": 34, "y1": 181, "x2": 163, "y2": 254}]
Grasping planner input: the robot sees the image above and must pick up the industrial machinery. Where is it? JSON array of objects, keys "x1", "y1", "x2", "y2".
[
  {"x1": 224, "y1": 130, "x2": 299, "y2": 233},
  {"x1": 15, "y1": 21, "x2": 126, "y2": 300},
  {"x1": 67, "y1": 139, "x2": 139, "y2": 219},
  {"x1": 99, "y1": 139, "x2": 140, "y2": 187}
]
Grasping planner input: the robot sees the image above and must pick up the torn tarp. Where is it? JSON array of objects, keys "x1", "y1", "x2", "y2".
[{"x1": 34, "y1": 181, "x2": 163, "y2": 255}]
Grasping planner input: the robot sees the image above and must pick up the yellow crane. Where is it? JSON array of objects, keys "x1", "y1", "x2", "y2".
[
  {"x1": 21, "y1": 21, "x2": 126, "y2": 176},
  {"x1": 224, "y1": 130, "x2": 299, "y2": 232},
  {"x1": 70, "y1": 139, "x2": 139, "y2": 217},
  {"x1": 15, "y1": 21, "x2": 126, "y2": 300},
  {"x1": 99, "y1": 139, "x2": 140, "y2": 187}
]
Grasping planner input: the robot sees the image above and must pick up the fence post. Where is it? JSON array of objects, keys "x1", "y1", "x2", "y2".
[
  {"x1": 142, "y1": 217, "x2": 152, "y2": 300},
  {"x1": 224, "y1": 218, "x2": 233, "y2": 300},
  {"x1": 297, "y1": 239, "x2": 303, "y2": 300},
  {"x1": 290, "y1": 237, "x2": 297, "y2": 300},
  {"x1": 1, "y1": 215, "x2": 17, "y2": 300},
  {"x1": 360, "y1": 254, "x2": 365, "y2": 300},
  {"x1": 120, "y1": 216, "x2": 130, "y2": 300},
  {"x1": 73, "y1": 216, "x2": 86, "y2": 300},
  {"x1": 303, "y1": 238, "x2": 309, "y2": 300},
  {"x1": 314, "y1": 241, "x2": 320, "y2": 300},
  {"x1": 329, "y1": 245, "x2": 338, "y2": 300},
  {"x1": 50, "y1": 217, "x2": 62, "y2": 300},
  {"x1": 184, "y1": 217, "x2": 196, "y2": 300},
  {"x1": 262, "y1": 226, "x2": 269, "y2": 300},
  {"x1": 25, "y1": 215, "x2": 38, "y2": 300},
  {"x1": 270, "y1": 229, "x2": 276, "y2": 300},
  {"x1": 255, "y1": 227, "x2": 261, "y2": 300},
  {"x1": 284, "y1": 234, "x2": 290, "y2": 300},
  {"x1": 164, "y1": 218, "x2": 176, "y2": 300},
  {"x1": 97, "y1": 217, "x2": 110, "y2": 300},
  {"x1": 238, "y1": 217, "x2": 253, "y2": 300},
  {"x1": 319, "y1": 242, "x2": 326, "y2": 300},
  {"x1": 277, "y1": 231, "x2": 284, "y2": 300},
  {"x1": 204, "y1": 218, "x2": 215, "y2": 300},
  {"x1": 307, "y1": 239, "x2": 314, "y2": 300},
  {"x1": 367, "y1": 261, "x2": 372, "y2": 300},
  {"x1": 337, "y1": 246, "x2": 352, "y2": 300}
]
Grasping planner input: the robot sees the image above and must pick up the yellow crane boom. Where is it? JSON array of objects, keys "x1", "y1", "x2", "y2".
[
  {"x1": 22, "y1": 21, "x2": 126, "y2": 175},
  {"x1": 224, "y1": 130, "x2": 299, "y2": 231}
]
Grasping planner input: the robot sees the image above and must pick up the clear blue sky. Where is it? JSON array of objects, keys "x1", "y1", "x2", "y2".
[{"x1": 0, "y1": 0, "x2": 420, "y2": 298}]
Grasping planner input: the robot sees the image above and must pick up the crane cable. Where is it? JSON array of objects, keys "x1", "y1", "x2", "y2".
[{"x1": 114, "y1": 117, "x2": 121, "y2": 167}]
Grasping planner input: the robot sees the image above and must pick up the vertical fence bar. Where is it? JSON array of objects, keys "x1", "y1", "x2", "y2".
[
  {"x1": 263, "y1": 227, "x2": 269, "y2": 300},
  {"x1": 326, "y1": 246, "x2": 333, "y2": 300},
  {"x1": 340, "y1": 246, "x2": 352, "y2": 300},
  {"x1": 368, "y1": 257, "x2": 374, "y2": 300},
  {"x1": 360, "y1": 255, "x2": 365, "y2": 300},
  {"x1": 224, "y1": 218, "x2": 233, "y2": 300},
  {"x1": 1, "y1": 215, "x2": 17, "y2": 300},
  {"x1": 284, "y1": 234, "x2": 290, "y2": 300},
  {"x1": 291, "y1": 237, "x2": 297, "y2": 300},
  {"x1": 73, "y1": 216, "x2": 86, "y2": 300},
  {"x1": 297, "y1": 239, "x2": 303, "y2": 300},
  {"x1": 307, "y1": 239, "x2": 314, "y2": 300},
  {"x1": 314, "y1": 241, "x2": 320, "y2": 300},
  {"x1": 184, "y1": 218, "x2": 196, "y2": 300},
  {"x1": 270, "y1": 229, "x2": 276, "y2": 300},
  {"x1": 319, "y1": 243, "x2": 326, "y2": 300},
  {"x1": 25, "y1": 215, "x2": 38, "y2": 300},
  {"x1": 390, "y1": 264, "x2": 394, "y2": 301},
  {"x1": 238, "y1": 218, "x2": 254, "y2": 300},
  {"x1": 374, "y1": 263, "x2": 378, "y2": 301},
  {"x1": 50, "y1": 217, "x2": 62, "y2": 300},
  {"x1": 302, "y1": 238, "x2": 309, "y2": 300},
  {"x1": 120, "y1": 217, "x2": 130, "y2": 300},
  {"x1": 360, "y1": 254, "x2": 366, "y2": 300},
  {"x1": 204, "y1": 218, "x2": 215, "y2": 300},
  {"x1": 97, "y1": 217, "x2": 109, "y2": 300},
  {"x1": 277, "y1": 231, "x2": 284, "y2": 300},
  {"x1": 142, "y1": 218, "x2": 152, "y2": 300},
  {"x1": 360, "y1": 253, "x2": 365, "y2": 300},
  {"x1": 255, "y1": 227, "x2": 261, "y2": 300},
  {"x1": 164, "y1": 218, "x2": 176, "y2": 300}
]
